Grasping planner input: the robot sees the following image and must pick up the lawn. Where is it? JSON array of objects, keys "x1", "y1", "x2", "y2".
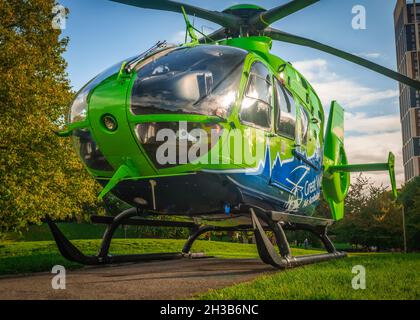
[
  {"x1": 0, "y1": 238, "x2": 321, "y2": 276},
  {"x1": 199, "y1": 252, "x2": 420, "y2": 300},
  {"x1": 1, "y1": 239, "x2": 418, "y2": 300}
]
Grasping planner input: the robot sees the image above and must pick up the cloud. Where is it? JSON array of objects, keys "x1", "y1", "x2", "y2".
[
  {"x1": 345, "y1": 112, "x2": 401, "y2": 134},
  {"x1": 292, "y1": 59, "x2": 399, "y2": 108},
  {"x1": 170, "y1": 30, "x2": 186, "y2": 44},
  {"x1": 356, "y1": 52, "x2": 382, "y2": 59},
  {"x1": 345, "y1": 131, "x2": 404, "y2": 188}
]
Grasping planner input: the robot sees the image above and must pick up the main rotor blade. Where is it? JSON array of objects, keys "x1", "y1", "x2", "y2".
[
  {"x1": 198, "y1": 27, "x2": 227, "y2": 43},
  {"x1": 249, "y1": 0, "x2": 319, "y2": 30},
  {"x1": 109, "y1": 0, "x2": 242, "y2": 28},
  {"x1": 265, "y1": 27, "x2": 420, "y2": 90}
]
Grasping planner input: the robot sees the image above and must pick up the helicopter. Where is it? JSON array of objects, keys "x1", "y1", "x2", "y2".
[{"x1": 46, "y1": 0, "x2": 416, "y2": 269}]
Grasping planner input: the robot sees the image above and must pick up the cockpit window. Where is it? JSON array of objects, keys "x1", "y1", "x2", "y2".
[
  {"x1": 68, "y1": 43, "x2": 175, "y2": 124},
  {"x1": 131, "y1": 45, "x2": 247, "y2": 118},
  {"x1": 275, "y1": 78, "x2": 296, "y2": 139},
  {"x1": 299, "y1": 104, "x2": 309, "y2": 145},
  {"x1": 240, "y1": 62, "x2": 273, "y2": 129}
]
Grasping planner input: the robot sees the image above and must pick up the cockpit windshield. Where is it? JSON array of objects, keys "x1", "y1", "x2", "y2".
[{"x1": 131, "y1": 45, "x2": 247, "y2": 118}]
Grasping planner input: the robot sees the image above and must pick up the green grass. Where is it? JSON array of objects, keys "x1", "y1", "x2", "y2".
[
  {"x1": 199, "y1": 253, "x2": 420, "y2": 300},
  {"x1": 0, "y1": 239, "x2": 321, "y2": 276},
  {"x1": 2, "y1": 239, "x2": 418, "y2": 300},
  {"x1": 5, "y1": 222, "x2": 184, "y2": 241},
  {"x1": 5, "y1": 223, "x2": 109, "y2": 241}
]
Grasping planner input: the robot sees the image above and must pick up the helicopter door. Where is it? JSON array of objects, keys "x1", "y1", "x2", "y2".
[
  {"x1": 295, "y1": 103, "x2": 321, "y2": 171},
  {"x1": 239, "y1": 61, "x2": 273, "y2": 130},
  {"x1": 297, "y1": 104, "x2": 310, "y2": 155},
  {"x1": 268, "y1": 79, "x2": 298, "y2": 194}
]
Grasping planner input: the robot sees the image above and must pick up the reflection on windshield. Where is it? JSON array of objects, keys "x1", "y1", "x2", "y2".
[{"x1": 131, "y1": 45, "x2": 247, "y2": 118}]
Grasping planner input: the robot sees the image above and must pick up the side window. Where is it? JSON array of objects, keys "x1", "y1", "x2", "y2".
[
  {"x1": 240, "y1": 62, "x2": 272, "y2": 128},
  {"x1": 299, "y1": 105, "x2": 309, "y2": 145},
  {"x1": 274, "y1": 78, "x2": 296, "y2": 138}
]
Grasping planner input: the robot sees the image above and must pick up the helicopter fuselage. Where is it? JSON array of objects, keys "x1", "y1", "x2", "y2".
[
  {"x1": 67, "y1": 37, "x2": 325, "y2": 227},
  {"x1": 46, "y1": 0, "x2": 400, "y2": 268}
]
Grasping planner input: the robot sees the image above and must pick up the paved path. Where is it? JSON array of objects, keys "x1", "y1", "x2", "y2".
[{"x1": 0, "y1": 258, "x2": 275, "y2": 300}]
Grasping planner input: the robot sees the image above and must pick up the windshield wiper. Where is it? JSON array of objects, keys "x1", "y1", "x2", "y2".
[{"x1": 126, "y1": 41, "x2": 175, "y2": 73}]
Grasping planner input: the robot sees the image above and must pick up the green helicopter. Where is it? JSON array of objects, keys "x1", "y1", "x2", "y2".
[{"x1": 47, "y1": 1, "x2": 413, "y2": 269}]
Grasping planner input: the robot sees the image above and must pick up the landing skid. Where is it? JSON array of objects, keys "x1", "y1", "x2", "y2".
[
  {"x1": 44, "y1": 208, "x2": 214, "y2": 265},
  {"x1": 45, "y1": 206, "x2": 346, "y2": 267},
  {"x1": 250, "y1": 208, "x2": 346, "y2": 268}
]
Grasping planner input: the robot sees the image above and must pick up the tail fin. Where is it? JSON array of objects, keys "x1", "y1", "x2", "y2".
[
  {"x1": 323, "y1": 101, "x2": 398, "y2": 221},
  {"x1": 322, "y1": 101, "x2": 350, "y2": 221}
]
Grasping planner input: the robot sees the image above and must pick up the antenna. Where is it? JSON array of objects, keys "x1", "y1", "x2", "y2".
[
  {"x1": 181, "y1": 6, "x2": 198, "y2": 43},
  {"x1": 201, "y1": 25, "x2": 215, "y2": 34}
]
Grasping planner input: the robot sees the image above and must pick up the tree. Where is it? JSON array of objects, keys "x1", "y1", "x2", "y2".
[
  {"x1": 398, "y1": 177, "x2": 420, "y2": 250},
  {"x1": 0, "y1": 1, "x2": 100, "y2": 234},
  {"x1": 331, "y1": 174, "x2": 404, "y2": 250}
]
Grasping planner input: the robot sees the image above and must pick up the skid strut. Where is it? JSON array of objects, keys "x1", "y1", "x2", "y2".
[
  {"x1": 44, "y1": 208, "x2": 211, "y2": 265},
  {"x1": 250, "y1": 208, "x2": 346, "y2": 268}
]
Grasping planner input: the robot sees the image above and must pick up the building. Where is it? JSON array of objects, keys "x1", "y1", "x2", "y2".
[{"x1": 394, "y1": 0, "x2": 420, "y2": 182}]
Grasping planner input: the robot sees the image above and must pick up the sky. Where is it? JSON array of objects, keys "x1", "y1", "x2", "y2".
[{"x1": 59, "y1": 0, "x2": 403, "y2": 188}]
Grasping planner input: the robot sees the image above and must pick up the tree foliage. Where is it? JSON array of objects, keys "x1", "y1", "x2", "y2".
[
  {"x1": 331, "y1": 175, "x2": 405, "y2": 250},
  {"x1": 0, "y1": 0, "x2": 100, "y2": 233},
  {"x1": 398, "y1": 176, "x2": 420, "y2": 250}
]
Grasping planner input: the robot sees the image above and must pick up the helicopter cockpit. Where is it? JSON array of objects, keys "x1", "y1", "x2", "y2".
[
  {"x1": 67, "y1": 45, "x2": 249, "y2": 173},
  {"x1": 131, "y1": 45, "x2": 247, "y2": 118}
]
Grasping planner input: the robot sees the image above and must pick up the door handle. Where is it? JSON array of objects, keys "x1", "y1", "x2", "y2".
[{"x1": 293, "y1": 149, "x2": 321, "y2": 171}]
